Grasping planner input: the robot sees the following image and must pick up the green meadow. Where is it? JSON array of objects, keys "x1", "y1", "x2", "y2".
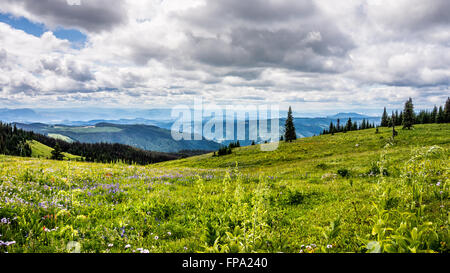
[{"x1": 0, "y1": 124, "x2": 449, "y2": 253}]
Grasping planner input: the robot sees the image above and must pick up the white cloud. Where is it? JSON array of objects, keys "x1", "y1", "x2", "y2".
[{"x1": 0, "y1": 0, "x2": 448, "y2": 110}]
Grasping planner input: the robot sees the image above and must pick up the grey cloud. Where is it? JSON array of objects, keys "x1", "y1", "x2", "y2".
[
  {"x1": 180, "y1": 0, "x2": 316, "y2": 28},
  {"x1": 176, "y1": 0, "x2": 354, "y2": 74},
  {"x1": 0, "y1": 49, "x2": 7, "y2": 63},
  {"x1": 128, "y1": 43, "x2": 169, "y2": 65},
  {"x1": 40, "y1": 58, "x2": 95, "y2": 82},
  {"x1": 224, "y1": 69, "x2": 263, "y2": 81},
  {"x1": 185, "y1": 27, "x2": 353, "y2": 73},
  {"x1": 9, "y1": 80, "x2": 39, "y2": 95},
  {"x1": 40, "y1": 57, "x2": 63, "y2": 73},
  {"x1": 4, "y1": 0, "x2": 127, "y2": 32},
  {"x1": 380, "y1": 0, "x2": 449, "y2": 31},
  {"x1": 66, "y1": 61, "x2": 95, "y2": 82}
]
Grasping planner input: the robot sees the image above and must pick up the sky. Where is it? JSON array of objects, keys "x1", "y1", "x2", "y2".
[{"x1": 0, "y1": 0, "x2": 449, "y2": 114}]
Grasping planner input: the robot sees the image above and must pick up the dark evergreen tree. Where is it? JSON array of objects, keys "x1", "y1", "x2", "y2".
[
  {"x1": 361, "y1": 119, "x2": 367, "y2": 130},
  {"x1": 402, "y1": 98, "x2": 414, "y2": 129},
  {"x1": 431, "y1": 106, "x2": 438, "y2": 123},
  {"x1": 346, "y1": 118, "x2": 352, "y2": 132},
  {"x1": 437, "y1": 106, "x2": 445, "y2": 123},
  {"x1": 329, "y1": 122, "x2": 335, "y2": 135},
  {"x1": 381, "y1": 107, "x2": 389, "y2": 127},
  {"x1": 51, "y1": 143, "x2": 64, "y2": 160},
  {"x1": 284, "y1": 106, "x2": 297, "y2": 142},
  {"x1": 444, "y1": 97, "x2": 450, "y2": 123}
]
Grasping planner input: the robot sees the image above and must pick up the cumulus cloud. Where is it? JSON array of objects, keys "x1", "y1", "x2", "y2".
[
  {"x1": 0, "y1": 0, "x2": 127, "y2": 33},
  {"x1": 0, "y1": 0, "x2": 449, "y2": 110}
]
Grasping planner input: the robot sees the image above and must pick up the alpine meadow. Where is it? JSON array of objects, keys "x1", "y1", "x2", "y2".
[
  {"x1": 0, "y1": 0, "x2": 450, "y2": 260},
  {"x1": 1, "y1": 123, "x2": 449, "y2": 253}
]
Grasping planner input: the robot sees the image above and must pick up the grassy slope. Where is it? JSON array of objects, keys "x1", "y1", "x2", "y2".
[
  {"x1": 28, "y1": 140, "x2": 82, "y2": 161},
  {"x1": 47, "y1": 133, "x2": 74, "y2": 143},
  {"x1": 159, "y1": 124, "x2": 450, "y2": 173},
  {"x1": 1, "y1": 124, "x2": 448, "y2": 253}
]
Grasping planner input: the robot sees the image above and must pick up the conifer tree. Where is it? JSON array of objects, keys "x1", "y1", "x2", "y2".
[
  {"x1": 381, "y1": 107, "x2": 389, "y2": 127},
  {"x1": 402, "y1": 97, "x2": 415, "y2": 129},
  {"x1": 346, "y1": 118, "x2": 352, "y2": 131},
  {"x1": 437, "y1": 106, "x2": 445, "y2": 123},
  {"x1": 444, "y1": 97, "x2": 450, "y2": 123},
  {"x1": 329, "y1": 122, "x2": 335, "y2": 135},
  {"x1": 431, "y1": 106, "x2": 438, "y2": 123},
  {"x1": 284, "y1": 106, "x2": 297, "y2": 142},
  {"x1": 51, "y1": 143, "x2": 64, "y2": 161}
]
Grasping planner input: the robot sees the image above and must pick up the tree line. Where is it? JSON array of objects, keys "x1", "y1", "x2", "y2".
[
  {"x1": 214, "y1": 141, "x2": 240, "y2": 156},
  {"x1": 321, "y1": 118, "x2": 376, "y2": 135},
  {"x1": 381, "y1": 97, "x2": 450, "y2": 128},
  {"x1": 321, "y1": 97, "x2": 450, "y2": 135},
  {"x1": 0, "y1": 122, "x2": 33, "y2": 157},
  {"x1": 0, "y1": 122, "x2": 183, "y2": 165}
]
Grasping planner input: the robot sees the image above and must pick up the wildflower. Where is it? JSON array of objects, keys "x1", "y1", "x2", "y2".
[
  {"x1": 125, "y1": 244, "x2": 131, "y2": 249},
  {"x1": 436, "y1": 182, "x2": 441, "y2": 187},
  {"x1": 154, "y1": 236, "x2": 159, "y2": 240},
  {"x1": 108, "y1": 243, "x2": 113, "y2": 247},
  {"x1": 184, "y1": 247, "x2": 188, "y2": 251},
  {"x1": 167, "y1": 231, "x2": 172, "y2": 236},
  {"x1": 440, "y1": 191, "x2": 444, "y2": 195},
  {"x1": 327, "y1": 244, "x2": 333, "y2": 249}
]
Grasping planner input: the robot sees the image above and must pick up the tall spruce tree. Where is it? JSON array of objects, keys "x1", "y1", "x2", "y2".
[
  {"x1": 402, "y1": 97, "x2": 415, "y2": 129},
  {"x1": 284, "y1": 106, "x2": 297, "y2": 142},
  {"x1": 431, "y1": 106, "x2": 438, "y2": 123},
  {"x1": 346, "y1": 118, "x2": 352, "y2": 131},
  {"x1": 51, "y1": 143, "x2": 64, "y2": 161},
  {"x1": 444, "y1": 97, "x2": 450, "y2": 123},
  {"x1": 329, "y1": 122, "x2": 335, "y2": 135},
  {"x1": 381, "y1": 107, "x2": 389, "y2": 127},
  {"x1": 437, "y1": 106, "x2": 445, "y2": 123}
]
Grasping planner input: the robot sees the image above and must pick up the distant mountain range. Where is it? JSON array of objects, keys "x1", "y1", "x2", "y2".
[
  {"x1": 14, "y1": 122, "x2": 221, "y2": 153},
  {"x1": 326, "y1": 112, "x2": 373, "y2": 119},
  {"x1": 4, "y1": 108, "x2": 380, "y2": 152},
  {"x1": 0, "y1": 108, "x2": 378, "y2": 124}
]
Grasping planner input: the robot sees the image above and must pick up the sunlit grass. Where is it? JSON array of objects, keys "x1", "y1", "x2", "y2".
[{"x1": 1, "y1": 124, "x2": 449, "y2": 253}]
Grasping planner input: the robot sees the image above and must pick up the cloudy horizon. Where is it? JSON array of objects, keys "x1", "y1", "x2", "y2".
[{"x1": 0, "y1": 0, "x2": 449, "y2": 113}]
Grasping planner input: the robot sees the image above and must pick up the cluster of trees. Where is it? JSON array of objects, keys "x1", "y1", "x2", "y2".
[
  {"x1": 214, "y1": 141, "x2": 241, "y2": 156},
  {"x1": 381, "y1": 97, "x2": 450, "y2": 129},
  {"x1": 31, "y1": 133, "x2": 179, "y2": 165},
  {"x1": 321, "y1": 118, "x2": 376, "y2": 135},
  {"x1": 0, "y1": 122, "x2": 32, "y2": 157},
  {"x1": 0, "y1": 122, "x2": 181, "y2": 165},
  {"x1": 321, "y1": 97, "x2": 450, "y2": 136}
]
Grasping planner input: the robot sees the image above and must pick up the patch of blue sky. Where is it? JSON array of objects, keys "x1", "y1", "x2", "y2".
[{"x1": 0, "y1": 12, "x2": 87, "y2": 49}]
